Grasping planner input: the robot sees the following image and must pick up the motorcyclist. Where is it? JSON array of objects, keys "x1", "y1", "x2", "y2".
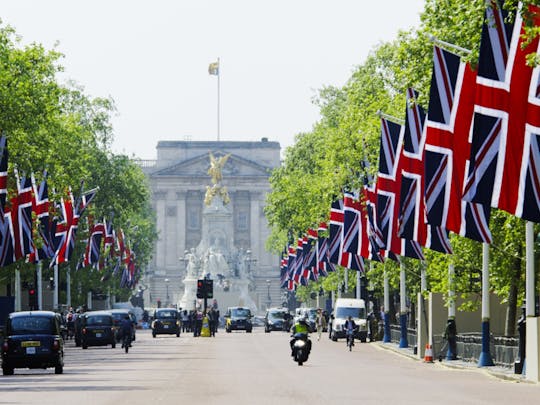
[
  {"x1": 290, "y1": 314, "x2": 312, "y2": 356},
  {"x1": 343, "y1": 315, "x2": 357, "y2": 347},
  {"x1": 120, "y1": 315, "x2": 133, "y2": 348}
]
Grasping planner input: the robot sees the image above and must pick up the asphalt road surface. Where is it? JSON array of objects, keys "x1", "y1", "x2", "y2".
[{"x1": 1, "y1": 327, "x2": 539, "y2": 404}]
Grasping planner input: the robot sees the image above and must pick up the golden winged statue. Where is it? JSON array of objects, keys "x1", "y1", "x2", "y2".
[
  {"x1": 208, "y1": 152, "x2": 231, "y2": 185},
  {"x1": 205, "y1": 152, "x2": 231, "y2": 205}
]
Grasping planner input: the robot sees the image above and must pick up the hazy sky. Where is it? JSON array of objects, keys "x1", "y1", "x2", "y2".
[{"x1": 0, "y1": 0, "x2": 425, "y2": 159}]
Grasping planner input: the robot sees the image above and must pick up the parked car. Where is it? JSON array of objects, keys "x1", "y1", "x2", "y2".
[
  {"x1": 80, "y1": 311, "x2": 116, "y2": 349},
  {"x1": 110, "y1": 309, "x2": 137, "y2": 342},
  {"x1": 224, "y1": 307, "x2": 252, "y2": 333},
  {"x1": 264, "y1": 308, "x2": 291, "y2": 332},
  {"x1": 1, "y1": 311, "x2": 64, "y2": 375},
  {"x1": 151, "y1": 308, "x2": 180, "y2": 337}
]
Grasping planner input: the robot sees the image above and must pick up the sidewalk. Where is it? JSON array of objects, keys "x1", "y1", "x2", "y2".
[{"x1": 374, "y1": 341, "x2": 534, "y2": 384}]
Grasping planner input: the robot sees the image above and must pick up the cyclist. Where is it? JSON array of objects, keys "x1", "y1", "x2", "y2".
[
  {"x1": 120, "y1": 315, "x2": 133, "y2": 349},
  {"x1": 343, "y1": 316, "x2": 357, "y2": 347}
]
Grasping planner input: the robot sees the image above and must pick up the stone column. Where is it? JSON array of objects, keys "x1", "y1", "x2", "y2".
[
  {"x1": 249, "y1": 192, "x2": 261, "y2": 272},
  {"x1": 155, "y1": 191, "x2": 167, "y2": 273},
  {"x1": 176, "y1": 191, "x2": 187, "y2": 266}
]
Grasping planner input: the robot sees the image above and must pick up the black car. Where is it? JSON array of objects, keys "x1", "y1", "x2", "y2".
[
  {"x1": 225, "y1": 307, "x2": 252, "y2": 333},
  {"x1": 152, "y1": 308, "x2": 180, "y2": 337},
  {"x1": 264, "y1": 308, "x2": 291, "y2": 333},
  {"x1": 110, "y1": 309, "x2": 137, "y2": 342},
  {"x1": 1, "y1": 311, "x2": 64, "y2": 375},
  {"x1": 80, "y1": 311, "x2": 116, "y2": 349}
]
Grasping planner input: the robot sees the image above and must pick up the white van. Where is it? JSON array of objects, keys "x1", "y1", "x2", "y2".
[{"x1": 329, "y1": 298, "x2": 368, "y2": 342}]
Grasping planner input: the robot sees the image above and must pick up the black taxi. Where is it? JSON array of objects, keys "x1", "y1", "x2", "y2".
[
  {"x1": 1, "y1": 311, "x2": 64, "y2": 375},
  {"x1": 151, "y1": 308, "x2": 180, "y2": 337},
  {"x1": 80, "y1": 311, "x2": 116, "y2": 349}
]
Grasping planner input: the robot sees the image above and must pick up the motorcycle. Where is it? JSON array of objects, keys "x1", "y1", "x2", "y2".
[
  {"x1": 122, "y1": 332, "x2": 132, "y2": 353},
  {"x1": 291, "y1": 332, "x2": 311, "y2": 366}
]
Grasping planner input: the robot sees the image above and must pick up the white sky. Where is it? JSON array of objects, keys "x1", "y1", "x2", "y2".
[{"x1": 0, "y1": 0, "x2": 425, "y2": 159}]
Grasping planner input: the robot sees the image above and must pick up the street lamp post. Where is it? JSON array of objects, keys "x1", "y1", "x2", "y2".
[
  {"x1": 165, "y1": 278, "x2": 170, "y2": 307},
  {"x1": 266, "y1": 279, "x2": 271, "y2": 310}
]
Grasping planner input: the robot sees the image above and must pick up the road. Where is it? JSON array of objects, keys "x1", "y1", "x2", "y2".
[{"x1": 1, "y1": 327, "x2": 538, "y2": 404}]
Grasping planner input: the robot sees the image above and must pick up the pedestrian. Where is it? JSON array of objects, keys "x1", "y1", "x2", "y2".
[
  {"x1": 188, "y1": 310, "x2": 194, "y2": 333},
  {"x1": 315, "y1": 308, "x2": 326, "y2": 341},
  {"x1": 208, "y1": 308, "x2": 216, "y2": 337},
  {"x1": 194, "y1": 310, "x2": 203, "y2": 337},
  {"x1": 181, "y1": 310, "x2": 189, "y2": 333}
]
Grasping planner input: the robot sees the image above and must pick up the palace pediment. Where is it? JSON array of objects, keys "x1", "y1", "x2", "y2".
[{"x1": 150, "y1": 151, "x2": 272, "y2": 178}]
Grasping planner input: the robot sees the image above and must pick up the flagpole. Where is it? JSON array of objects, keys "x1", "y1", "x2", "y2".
[
  {"x1": 53, "y1": 263, "x2": 59, "y2": 311},
  {"x1": 399, "y1": 258, "x2": 408, "y2": 348},
  {"x1": 478, "y1": 242, "x2": 494, "y2": 366},
  {"x1": 217, "y1": 57, "x2": 220, "y2": 141},
  {"x1": 37, "y1": 262, "x2": 43, "y2": 310},
  {"x1": 383, "y1": 262, "x2": 391, "y2": 342}
]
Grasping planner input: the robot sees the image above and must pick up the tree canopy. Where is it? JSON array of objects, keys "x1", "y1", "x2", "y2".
[
  {"x1": 265, "y1": 0, "x2": 539, "y2": 335},
  {"x1": 0, "y1": 23, "x2": 157, "y2": 304}
]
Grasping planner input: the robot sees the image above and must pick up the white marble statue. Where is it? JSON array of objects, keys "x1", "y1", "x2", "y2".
[{"x1": 186, "y1": 248, "x2": 200, "y2": 279}]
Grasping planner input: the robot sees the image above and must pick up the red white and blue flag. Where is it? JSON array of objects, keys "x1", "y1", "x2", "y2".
[
  {"x1": 317, "y1": 222, "x2": 333, "y2": 276},
  {"x1": 425, "y1": 46, "x2": 492, "y2": 243},
  {"x1": 29, "y1": 171, "x2": 55, "y2": 262},
  {"x1": 376, "y1": 117, "x2": 424, "y2": 260},
  {"x1": 399, "y1": 88, "x2": 452, "y2": 254},
  {"x1": 328, "y1": 198, "x2": 344, "y2": 265},
  {"x1": 15, "y1": 170, "x2": 35, "y2": 259},
  {"x1": 463, "y1": 1, "x2": 540, "y2": 222}
]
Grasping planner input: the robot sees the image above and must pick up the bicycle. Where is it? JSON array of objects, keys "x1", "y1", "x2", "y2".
[{"x1": 345, "y1": 326, "x2": 358, "y2": 351}]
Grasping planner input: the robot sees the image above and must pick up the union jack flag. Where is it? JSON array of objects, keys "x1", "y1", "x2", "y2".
[
  {"x1": 305, "y1": 229, "x2": 318, "y2": 281},
  {"x1": 376, "y1": 117, "x2": 424, "y2": 260},
  {"x1": 363, "y1": 181, "x2": 384, "y2": 262},
  {"x1": 280, "y1": 248, "x2": 289, "y2": 288},
  {"x1": 463, "y1": 1, "x2": 540, "y2": 222},
  {"x1": 316, "y1": 222, "x2": 333, "y2": 276},
  {"x1": 14, "y1": 170, "x2": 34, "y2": 259},
  {"x1": 343, "y1": 190, "x2": 361, "y2": 256},
  {"x1": 83, "y1": 220, "x2": 105, "y2": 267},
  {"x1": 328, "y1": 198, "x2": 344, "y2": 265},
  {"x1": 425, "y1": 46, "x2": 492, "y2": 243},
  {"x1": 286, "y1": 245, "x2": 297, "y2": 291},
  {"x1": 103, "y1": 216, "x2": 115, "y2": 257},
  {"x1": 399, "y1": 88, "x2": 452, "y2": 254},
  {"x1": 293, "y1": 237, "x2": 304, "y2": 285},
  {"x1": 29, "y1": 171, "x2": 55, "y2": 263},
  {"x1": 0, "y1": 202, "x2": 15, "y2": 266},
  {"x1": 51, "y1": 187, "x2": 98, "y2": 266}
]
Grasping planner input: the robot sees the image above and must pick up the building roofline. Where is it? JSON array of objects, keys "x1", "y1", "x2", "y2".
[{"x1": 157, "y1": 140, "x2": 280, "y2": 149}]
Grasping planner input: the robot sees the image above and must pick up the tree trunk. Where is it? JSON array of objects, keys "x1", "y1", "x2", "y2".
[{"x1": 505, "y1": 247, "x2": 522, "y2": 337}]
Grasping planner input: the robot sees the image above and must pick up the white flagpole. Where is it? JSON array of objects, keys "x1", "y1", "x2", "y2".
[{"x1": 217, "y1": 57, "x2": 221, "y2": 141}]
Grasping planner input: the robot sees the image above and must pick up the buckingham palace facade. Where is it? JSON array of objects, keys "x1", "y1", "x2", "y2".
[{"x1": 138, "y1": 138, "x2": 282, "y2": 310}]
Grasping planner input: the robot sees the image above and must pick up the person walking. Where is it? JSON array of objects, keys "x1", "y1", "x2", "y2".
[
  {"x1": 194, "y1": 310, "x2": 203, "y2": 337},
  {"x1": 315, "y1": 308, "x2": 326, "y2": 341},
  {"x1": 208, "y1": 308, "x2": 217, "y2": 337},
  {"x1": 181, "y1": 310, "x2": 189, "y2": 333}
]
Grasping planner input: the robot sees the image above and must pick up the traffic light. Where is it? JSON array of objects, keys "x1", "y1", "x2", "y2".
[
  {"x1": 197, "y1": 279, "x2": 205, "y2": 299},
  {"x1": 196, "y1": 279, "x2": 213, "y2": 299},
  {"x1": 204, "y1": 279, "x2": 213, "y2": 299},
  {"x1": 28, "y1": 287, "x2": 37, "y2": 310}
]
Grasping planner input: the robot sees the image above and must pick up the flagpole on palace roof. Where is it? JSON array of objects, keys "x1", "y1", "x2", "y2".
[
  {"x1": 217, "y1": 57, "x2": 221, "y2": 141},
  {"x1": 209, "y1": 58, "x2": 221, "y2": 141}
]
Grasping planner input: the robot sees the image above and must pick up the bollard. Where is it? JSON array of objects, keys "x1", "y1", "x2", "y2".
[
  {"x1": 445, "y1": 319, "x2": 458, "y2": 360},
  {"x1": 515, "y1": 306, "x2": 526, "y2": 374}
]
